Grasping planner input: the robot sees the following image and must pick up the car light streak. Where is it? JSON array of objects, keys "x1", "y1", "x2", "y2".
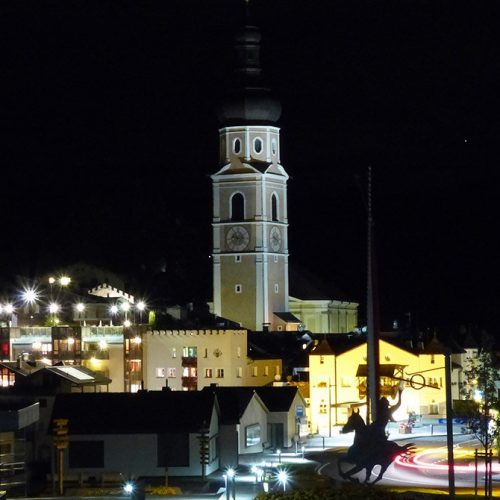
[{"x1": 395, "y1": 448, "x2": 500, "y2": 473}]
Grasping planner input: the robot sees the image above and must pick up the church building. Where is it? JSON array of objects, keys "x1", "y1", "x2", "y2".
[{"x1": 211, "y1": 22, "x2": 358, "y2": 333}]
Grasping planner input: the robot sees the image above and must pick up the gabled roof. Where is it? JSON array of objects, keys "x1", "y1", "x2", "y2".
[
  {"x1": 252, "y1": 386, "x2": 302, "y2": 412},
  {"x1": 52, "y1": 391, "x2": 217, "y2": 434},
  {"x1": 201, "y1": 387, "x2": 267, "y2": 425},
  {"x1": 46, "y1": 365, "x2": 111, "y2": 385}
]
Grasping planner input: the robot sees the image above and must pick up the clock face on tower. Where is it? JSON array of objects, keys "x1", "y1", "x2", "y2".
[
  {"x1": 269, "y1": 226, "x2": 282, "y2": 251},
  {"x1": 226, "y1": 225, "x2": 250, "y2": 251}
]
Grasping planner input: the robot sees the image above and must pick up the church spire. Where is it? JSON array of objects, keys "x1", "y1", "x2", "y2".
[{"x1": 216, "y1": 4, "x2": 281, "y2": 125}]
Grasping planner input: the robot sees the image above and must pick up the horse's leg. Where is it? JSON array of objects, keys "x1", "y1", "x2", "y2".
[
  {"x1": 363, "y1": 464, "x2": 374, "y2": 484},
  {"x1": 370, "y1": 463, "x2": 389, "y2": 485},
  {"x1": 341, "y1": 464, "x2": 364, "y2": 483}
]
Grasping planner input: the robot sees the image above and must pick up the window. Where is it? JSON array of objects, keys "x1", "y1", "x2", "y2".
[
  {"x1": 271, "y1": 194, "x2": 278, "y2": 221},
  {"x1": 182, "y1": 346, "x2": 197, "y2": 358},
  {"x1": 156, "y1": 368, "x2": 165, "y2": 378},
  {"x1": 431, "y1": 354, "x2": 435, "y2": 364},
  {"x1": 235, "y1": 255, "x2": 241, "y2": 263},
  {"x1": 275, "y1": 366, "x2": 280, "y2": 376},
  {"x1": 264, "y1": 366, "x2": 269, "y2": 376},
  {"x1": 233, "y1": 138, "x2": 241, "y2": 154},
  {"x1": 271, "y1": 138, "x2": 277, "y2": 155},
  {"x1": 319, "y1": 401, "x2": 327, "y2": 414},
  {"x1": 237, "y1": 367, "x2": 242, "y2": 377},
  {"x1": 320, "y1": 355, "x2": 324, "y2": 364},
  {"x1": 245, "y1": 424, "x2": 261, "y2": 447},
  {"x1": 167, "y1": 368, "x2": 176, "y2": 378},
  {"x1": 237, "y1": 346, "x2": 241, "y2": 358},
  {"x1": 216, "y1": 368, "x2": 224, "y2": 378},
  {"x1": 274, "y1": 255, "x2": 278, "y2": 263},
  {"x1": 231, "y1": 192, "x2": 245, "y2": 221},
  {"x1": 274, "y1": 283, "x2": 279, "y2": 293},
  {"x1": 252, "y1": 366, "x2": 258, "y2": 377},
  {"x1": 254, "y1": 137, "x2": 263, "y2": 153},
  {"x1": 172, "y1": 348, "x2": 177, "y2": 358},
  {"x1": 235, "y1": 284, "x2": 242, "y2": 293},
  {"x1": 205, "y1": 368, "x2": 213, "y2": 378},
  {"x1": 204, "y1": 348, "x2": 208, "y2": 358}
]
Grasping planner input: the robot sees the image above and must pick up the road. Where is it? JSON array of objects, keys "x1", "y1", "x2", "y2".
[{"x1": 308, "y1": 434, "x2": 500, "y2": 493}]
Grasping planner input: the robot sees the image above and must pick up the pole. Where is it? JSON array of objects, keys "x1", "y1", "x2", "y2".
[
  {"x1": 445, "y1": 351, "x2": 455, "y2": 499},
  {"x1": 366, "y1": 165, "x2": 380, "y2": 423},
  {"x1": 474, "y1": 449, "x2": 478, "y2": 496}
]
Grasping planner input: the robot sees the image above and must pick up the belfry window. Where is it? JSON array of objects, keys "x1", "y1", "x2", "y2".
[
  {"x1": 254, "y1": 137, "x2": 263, "y2": 153},
  {"x1": 233, "y1": 138, "x2": 241, "y2": 154},
  {"x1": 231, "y1": 193, "x2": 245, "y2": 221},
  {"x1": 271, "y1": 194, "x2": 278, "y2": 221}
]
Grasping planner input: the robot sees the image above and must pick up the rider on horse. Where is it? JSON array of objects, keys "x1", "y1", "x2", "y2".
[{"x1": 349, "y1": 387, "x2": 403, "y2": 460}]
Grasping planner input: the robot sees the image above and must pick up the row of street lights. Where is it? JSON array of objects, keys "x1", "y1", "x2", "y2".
[{"x1": 0, "y1": 285, "x2": 148, "y2": 327}]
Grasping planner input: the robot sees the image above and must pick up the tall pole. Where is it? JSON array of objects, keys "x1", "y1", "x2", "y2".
[
  {"x1": 366, "y1": 165, "x2": 380, "y2": 423},
  {"x1": 445, "y1": 351, "x2": 455, "y2": 499}
]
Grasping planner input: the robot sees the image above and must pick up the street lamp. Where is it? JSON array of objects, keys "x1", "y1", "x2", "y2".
[
  {"x1": 226, "y1": 468, "x2": 235, "y2": 500},
  {"x1": 277, "y1": 470, "x2": 288, "y2": 492},
  {"x1": 136, "y1": 301, "x2": 146, "y2": 323},
  {"x1": 49, "y1": 302, "x2": 60, "y2": 326},
  {"x1": 123, "y1": 482, "x2": 134, "y2": 495}
]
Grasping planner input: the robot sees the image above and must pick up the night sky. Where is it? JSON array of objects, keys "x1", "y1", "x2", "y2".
[{"x1": 1, "y1": 1, "x2": 499, "y2": 332}]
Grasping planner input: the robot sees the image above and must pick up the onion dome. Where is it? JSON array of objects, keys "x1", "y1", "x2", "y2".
[{"x1": 217, "y1": 24, "x2": 281, "y2": 125}]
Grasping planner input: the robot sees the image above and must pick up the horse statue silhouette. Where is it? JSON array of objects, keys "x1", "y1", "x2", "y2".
[{"x1": 337, "y1": 408, "x2": 415, "y2": 484}]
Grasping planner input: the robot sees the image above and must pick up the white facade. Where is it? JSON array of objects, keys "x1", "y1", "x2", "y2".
[{"x1": 143, "y1": 329, "x2": 282, "y2": 391}]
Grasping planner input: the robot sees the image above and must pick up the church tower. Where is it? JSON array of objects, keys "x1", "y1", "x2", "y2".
[{"x1": 212, "y1": 22, "x2": 289, "y2": 331}]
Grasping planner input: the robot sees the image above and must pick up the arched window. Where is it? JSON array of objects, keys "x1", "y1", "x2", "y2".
[
  {"x1": 254, "y1": 137, "x2": 263, "y2": 153},
  {"x1": 271, "y1": 194, "x2": 278, "y2": 221},
  {"x1": 233, "y1": 138, "x2": 241, "y2": 154},
  {"x1": 231, "y1": 193, "x2": 245, "y2": 221}
]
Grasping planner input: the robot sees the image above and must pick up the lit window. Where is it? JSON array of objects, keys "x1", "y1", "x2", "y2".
[
  {"x1": 233, "y1": 138, "x2": 241, "y2": 154},
  {"x1": 264, "y1": 366, "x2": 269, "y2": 376},
  {"x1": 216, "y1": 368, "x2": 224, "y2": 378},
  {"x1": 275, "y1": 366, "x2": 280, "y2": 376},
  {"x1": 205, "y1": 368, "x2": 213, "y2": 378},
  {"x1": 319, "y1": 401, "x2": 327, "y2": 414},
  {"x1": 235, "y1": 284, "x2": 242, "y2": 294},
  {"x1": 172, "y1": 348, "x2": 176, "y2": 358},
  {"x1": 245, "y1": 424, "x2": 261, "y2": 447},
  {"x1": 156, "y1": 368, "x2": 165, "y2": 378},
  {"x1": 254, "y1": 137, "x2": 263, "y2": 154},
  {"x1": 167, "y1": 368, "x2": 176, "y2": 378},
  {"x1": 252, "y1": 367, "x2": 258, "y2": 377}
]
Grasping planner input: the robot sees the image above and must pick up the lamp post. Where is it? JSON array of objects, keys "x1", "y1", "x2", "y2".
[
  {"x1": 136, "y1": 301, "x2": 146, "y2": 324},
  {"x1": 278, "y1": 470, "x2": 288, "y2": 492},
  {"x1": 227, "y1": 468, "x2": 235, "y2": 500}
]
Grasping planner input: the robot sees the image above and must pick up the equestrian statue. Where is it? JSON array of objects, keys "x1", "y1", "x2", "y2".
[{"x1": 337, "y1": 387, "x2": 415, "y2": 484}]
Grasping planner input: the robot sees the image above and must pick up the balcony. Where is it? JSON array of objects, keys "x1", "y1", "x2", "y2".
[
  {"x1": 181, "y1": 356, "x2": 197, "y2": 366},
  {"x1": 181, "y1": 376, "x2": 197, "y2": 389}
]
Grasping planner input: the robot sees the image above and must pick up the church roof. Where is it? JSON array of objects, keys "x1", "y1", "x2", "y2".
[{"x1": 274, "y1": 312, "x2": 302, "y2": 323}]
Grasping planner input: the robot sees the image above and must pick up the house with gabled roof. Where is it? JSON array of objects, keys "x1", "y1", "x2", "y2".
[
  {"x1": 253, "y1": 386, "x2": 308, "y2": 449},
  {"x1": 50, "y1": 390, "x2": 219, "y2": 483},
  {"x1": 201, "y1": 386, "x2": 268, "y2": 468}
]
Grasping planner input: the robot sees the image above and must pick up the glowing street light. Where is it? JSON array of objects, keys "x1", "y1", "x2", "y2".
[
  {"x1": 59, "y1": 276, "x2": 71, "y2": 287},
  {"x1": 22, "y1": 287, "x2": 39, "y2": 305},
  {"x1": 226, "y1": 468, "x2": 235, "y2": 500},
  {"x1": 277, "y1": 470, "x2": 288, "y2": 491},
  {"x1": 136, "y1": 300, "x2": 146, "y2": 323},
  {"x1": 49, "y1": 303, "x2": 60, "y2": 314},
  {"x1": 76, "y1": 303, "x2": 85, "y2": 313},
  {"x1": 123, "y1": 482, "x2": 134, "y2": 495},
  {"x1": 123, "y1": 319, "x2": 132, "y2": 328},
  {"x1": 110, "y1": 305, "x2": 118, "y2": 315},
  {"x1": 4, "y1": 304, "x2": 14, "y2": 314}
]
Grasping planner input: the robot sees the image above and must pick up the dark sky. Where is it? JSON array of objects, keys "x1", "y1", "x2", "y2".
[{"x1": 1, "y1": 1, "x2": 499, "y2": 332}]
